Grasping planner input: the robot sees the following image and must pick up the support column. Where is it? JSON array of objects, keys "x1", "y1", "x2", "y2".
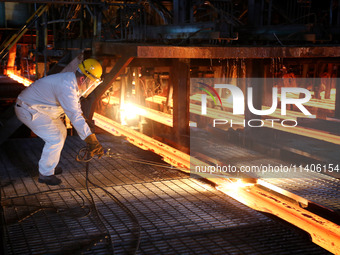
[
  {"x1": 43, "y1": 11, "x2": 48, "y2": 77},
  {"x1": 120, "y1": 71, "x2": 126, "y2": 114},
  {"x1": 0, "y1": 2, "x2": 6, "y2": 27},
  {"x1": 6, "y1": 45, "x2": 16, "y2": 73},
  {"x1": 335, "y1": 66, "x2": 340, "y2": 119},
  {"x1": 325, "y1": 64, "x2": 333, "y2": 99},
  {"x1": 299, "y1": 63, "x2": 309, "y2": 98},
  {"x1": 244, "y1": 59, "x2": 264, "y2": 146},
  {"x1": 171, "y1": 58, "x2": 190, "y2": 150},
  {"x1": 248, "y1": 0, "x2": 264, "y2": 27},
  {"x1": 263, "y1": 64, "x2": 273, "y2": 106},
  {"x1": 173, "y1": 0, "x2": 190, "y2": 24}
]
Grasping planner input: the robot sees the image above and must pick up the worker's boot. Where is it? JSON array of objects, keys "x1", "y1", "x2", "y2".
[
  {"x1": 54, "y1": 167, "x2": 63, "y2": 175},
  {"x1": 38, "y1": 174, "x2": 62, "y2": 185}
]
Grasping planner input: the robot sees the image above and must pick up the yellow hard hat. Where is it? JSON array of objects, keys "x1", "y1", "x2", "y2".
[{"x1": 78, "y1": 58, "x2": 103, "y2": 82}]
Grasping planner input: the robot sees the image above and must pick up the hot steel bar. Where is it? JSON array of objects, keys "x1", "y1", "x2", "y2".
[
  {"x1": 93, "y1": 112, "x2": 189, "y2": 170},
  {"x1": 124, "y1": 102, "x2": 173, "y2": 127},
  {"x1": 6, "y1": 70, "x2": 33, "y2": 87},
  {"x1": 217, "y1": 184, "x2": 340, "y2": 255},
  {"x1": 93, "y1": 112, "x2": 218, "y2": 180}
]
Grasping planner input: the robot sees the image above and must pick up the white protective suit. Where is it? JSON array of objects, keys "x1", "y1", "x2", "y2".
[{"x1": 15, "y1": 72, "x2": 92, "y2": 176}]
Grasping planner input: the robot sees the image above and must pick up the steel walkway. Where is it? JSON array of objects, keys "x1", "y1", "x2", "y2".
[{"x1": 0, "y1": 134, "x2": 332, "y2": 254}]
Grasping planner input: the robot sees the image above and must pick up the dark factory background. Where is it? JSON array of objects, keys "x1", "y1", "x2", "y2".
[{"x1": 0, "y1": 1, "x2": 339, "y2": 255}]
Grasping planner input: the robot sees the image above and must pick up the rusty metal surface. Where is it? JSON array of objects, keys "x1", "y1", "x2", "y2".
[
  {"x1": 94, "y1": 42, "x2": 340, "y2": 59},
  {"x1": 0, "y1": 134, "x2": 331, "y2": 254}
]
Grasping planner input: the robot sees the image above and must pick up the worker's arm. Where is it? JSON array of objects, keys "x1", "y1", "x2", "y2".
[{"x1": 56, "y1": 78, "x2": 92, "y2": 140}]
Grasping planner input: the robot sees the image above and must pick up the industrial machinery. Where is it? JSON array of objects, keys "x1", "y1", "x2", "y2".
[{"x1": 0, "y1": 1, "x2": 340, "y2": 254}]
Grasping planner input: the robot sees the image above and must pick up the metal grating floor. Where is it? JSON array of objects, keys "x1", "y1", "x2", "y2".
[{"x1": 0, "y1": 134, "x2": 331, "y2": 254}]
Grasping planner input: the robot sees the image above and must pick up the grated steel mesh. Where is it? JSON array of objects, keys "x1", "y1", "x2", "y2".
[{"x1": 0, "y1": 135, "x2": 332, "y2": 254}]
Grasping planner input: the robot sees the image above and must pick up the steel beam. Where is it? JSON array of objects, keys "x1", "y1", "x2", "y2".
[
  {"x1": 172, "y1": 58, "x2": 190, "y2": 149},
  {"x1": 94, "y1": 42, "x2": 340, "y2": 59},
  {"x1": 0, "y1": 4, "x2": 48, "y2": 60},
  {"x1": 123, "y1": 102, "x2": 173, "y2": 127},
  {"x1": 1, "y1": 0, "x2": 103, "y2": 4},
  {"x1": 335, "y1": 71, "x2": 340, "y2": 119}
]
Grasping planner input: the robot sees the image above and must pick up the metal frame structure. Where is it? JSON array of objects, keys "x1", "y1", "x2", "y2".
[
  {"x1": 87, "y1": 43, "x2": 340, "y2": 150},
  {"x1": 1, "y1": 1, "x2": 340, "y2": 254}
]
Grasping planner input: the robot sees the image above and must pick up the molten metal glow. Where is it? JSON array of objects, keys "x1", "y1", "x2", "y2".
[
  {"x1": 121, "y1": 102, "x2": 146, "y2": 121},
  {"x1": 217, "y1": 183, "x2": 340, "y2": 255},
  {"x1": 121, "y1": 102, "x2": 174, "y2": 126},
  {"x1": 6, "y1": 70, "x2": 33, "y2": 87},
  {"x1": 101, "y1": 97, "x2": 195, "y2": 127},
  {"x1": 217, "y1": 179, "x2": 255, "y2": 191}
]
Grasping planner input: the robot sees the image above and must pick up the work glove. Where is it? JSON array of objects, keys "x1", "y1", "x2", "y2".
[{"x1": 85, "y1": 134, "x2": 104, "y2": 158}]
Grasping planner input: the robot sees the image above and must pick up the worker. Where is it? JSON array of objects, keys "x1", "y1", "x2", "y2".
[{"x1": 15, "y1": 58, "x2": 104, "y2": 185}]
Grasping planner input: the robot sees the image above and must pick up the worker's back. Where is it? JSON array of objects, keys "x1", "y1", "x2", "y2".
[{"x1": 18, "y1": 72, "x2": 77, "y2": 107}]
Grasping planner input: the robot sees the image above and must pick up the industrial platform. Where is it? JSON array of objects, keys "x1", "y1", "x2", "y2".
[
  {"x1": 1, "y1": 1, "x2": 340, "y2": 254},
  {"x1": 0, "y1": 134, "x2": 334, "y2": 254}
]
